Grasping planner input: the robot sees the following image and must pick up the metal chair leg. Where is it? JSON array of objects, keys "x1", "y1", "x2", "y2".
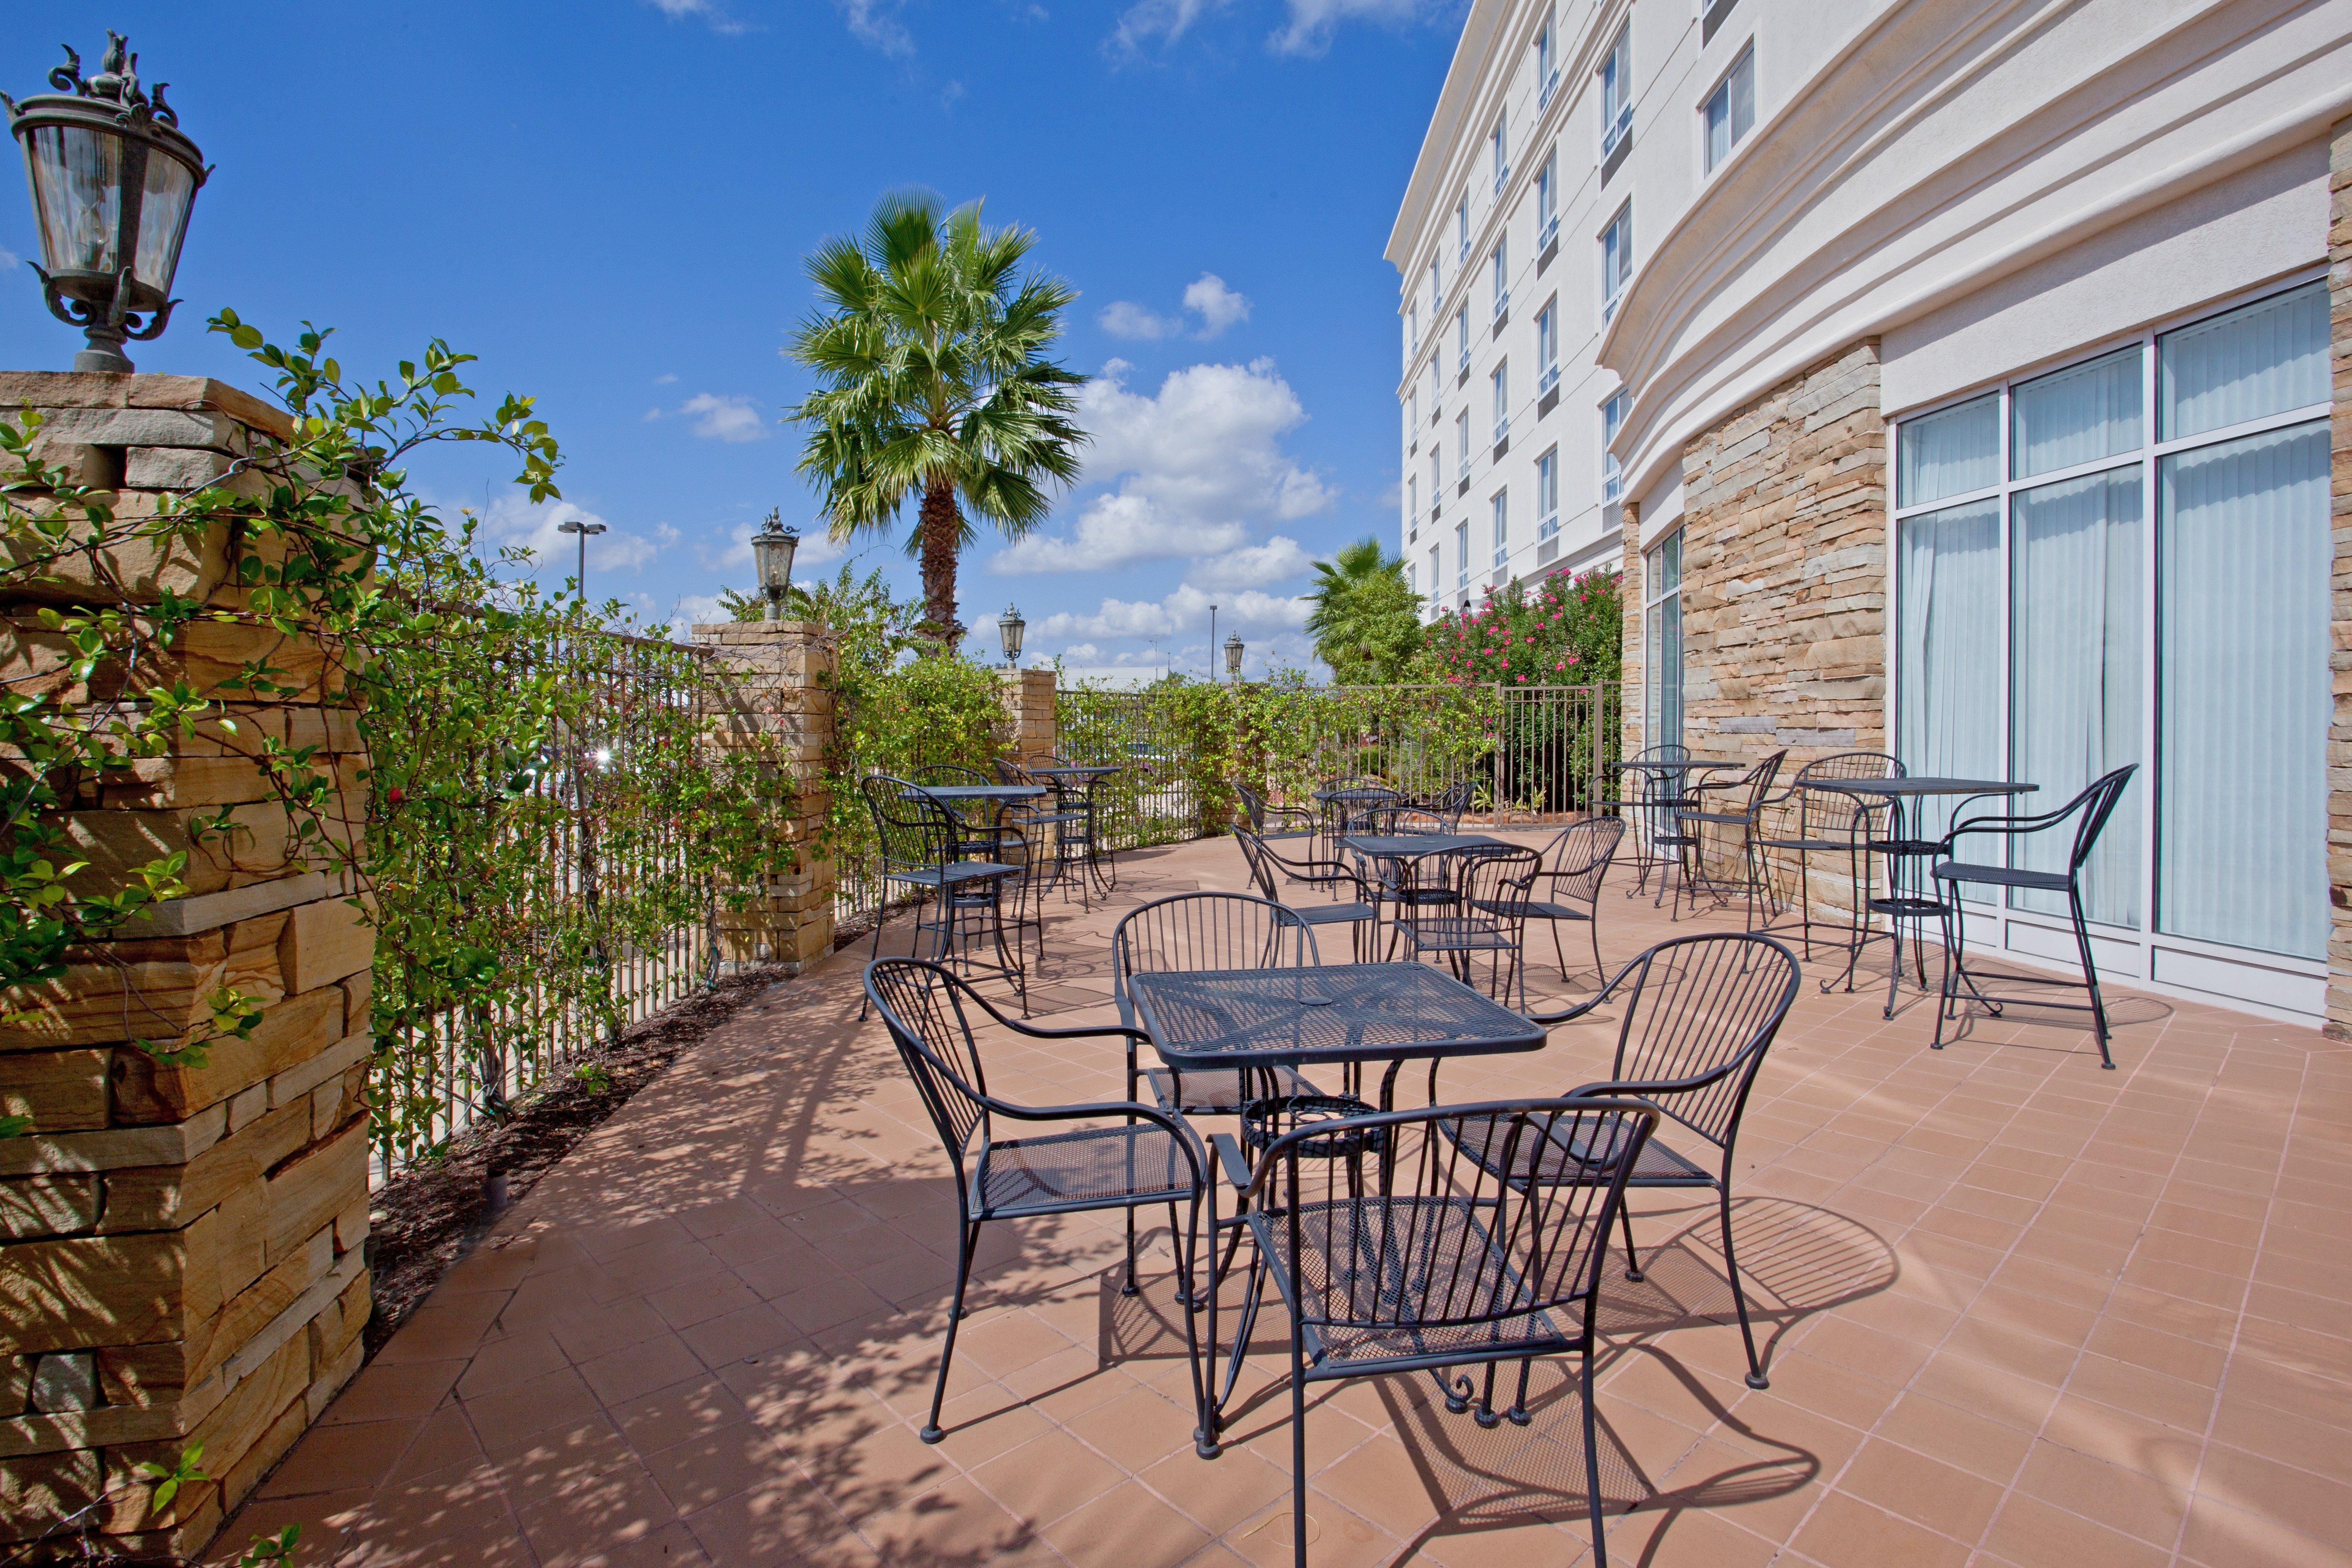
[
  {"x1": 2070, "y1": 887, "x2": 2116, "y2": 1070},
  {"x1": 1617, "y1": 1197, "x2": 1643, "y2": 1282},
  {"x1": 922, "y1": 1216, "x2": 983, "y2": 1442},
  {"x1": 1718, "y1": 1186, "x2": 1767, "y2": 1389},
  {"x1": 1581, "y1": 1348, "x2": 1611, "y2": 1568}
]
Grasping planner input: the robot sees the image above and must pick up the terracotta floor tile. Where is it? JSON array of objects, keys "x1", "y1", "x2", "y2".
[
  {"x1": 972, "y1": 1432, "x2": 1127, "y2": 1527},
  {"x1": 256, "y1": 1416, "x2": 420, "y2": 1499},
  {"x1": 1979, "y1": 1491, "x2": 2171, "y2": 1568},
  {"x1": 2179, "y1": 1490, "x2": 2352, "y2": 1568},
  {"x1": 512, "y1": 1462, "x2": 680, "y2": 1566},
  {"x1": 640, "y1": 1421, "x2": 798, "y2": 1517},
  {"x1": 1788, "y1": 1488, "x2": 1971, "y2": 1568},
  {"x1": 579, "y1": 1336, "x2": 712, "y2": 1410},
  {"x1": 609, "y1": 1375, "x2": 751, "y2": 1458},
  {"x1": 495, "y1": 1416, "x2": 642, "y2": 1514},
  {"x1": 681, "y1": 1477, "x2": 872, "y2": 1568},
  {"x1": 859, "y1": 1474, "x2": 1055, "y2": 1567},
  {"x1": 1831, "y1": 1436, "x2": 2004, "y2": 1543},
  {"x1": 320, "y1": 1358, "x2": 466, "y2": 1426},
  {"x1": 1042, "y1": 1478, "x2": 1214, "y2": 1568},
  {"x1": 463, "y1": 1367, "x2": 609, "y2": 1458}
]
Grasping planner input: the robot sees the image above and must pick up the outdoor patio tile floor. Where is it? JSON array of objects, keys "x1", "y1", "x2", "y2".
[{"x1": 220, "y1": 830, "x2": 2352, "y2": 1566}]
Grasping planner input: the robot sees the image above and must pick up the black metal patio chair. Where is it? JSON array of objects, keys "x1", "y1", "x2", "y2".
[
  {"x1": 865, "y1": 958, "x2": 1209, "y2": 1445},
  {"x1": 1675, "y1": 750, "x2": 1787, "y2": 927},
  {"x1": 1932, "y1": 765, "x2": 2138, "y2": 1069},
  {"x1": 1396, "y1": 844, "x2": 1543, "y2": 1011},
  {"x1": 857, "y1": 775, "x2": 1026, "y2": 1019},
  {"x1": 1458, "y1": 933, "x2": 1800, "y2": 1391},
  {"x1": 1755, "y1": 752, "x2": 1901, "y2": 960},
  {"x1": 1523, "y1": 816, "x2": 1626, "y2": 986},
  {"x1": 1415, "y1": 778, "x2": 1476, "y2": 829},
  {"x1": 1235, "y1": 828, "x2": 1379, "y2": 962},
  {"x1": 1611, "y1": 743, "x2": 1693, "y2": 900},
  {"x1": 1233, "y1": 779, "x2": 1315, "y2": 840},
  {"x1": 1217, "y1": 1097, "x2": 1661, "y2": 1568}
]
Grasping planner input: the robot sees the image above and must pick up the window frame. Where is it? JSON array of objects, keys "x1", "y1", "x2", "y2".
[
  {"x1": 1598, "y1": 23, "x2": 1632, "y2": 160},
  {"x1": 1643, "y1": 526, "x2": 1684, "y2": 752},
  {"x1": 1602, "y1": 387, "x2": 1629, "y2": 503},
  {"x1": 1491, "y1": 361, "x2": 1509, "y2": 444},
  {"x1": 1887, "y1": 270, "x2": 2333, "y2": 971},
  {"x1": 1599, "y1": 201, "x2": 1632, "y2": 320},
  {"x1": 1537, "y1": 301, "x2": 1559, "y2": 395},
  {"x1": 1491, "y1": 488, "x2": 1509, "y2": 572},
  {"x1": 1701, "y1": 41, "x2": 1756, "y2": 176},
  {"x1": 1537, "y1": 446, "x2": 1560, "y2": 539}
]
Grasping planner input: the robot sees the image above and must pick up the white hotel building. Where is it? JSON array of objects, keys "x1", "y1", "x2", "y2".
[{"x1": 1391, "y1": 0, "x2": 2352, "y2": 1026}]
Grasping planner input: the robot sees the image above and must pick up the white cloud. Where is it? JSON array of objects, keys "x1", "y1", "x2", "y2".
[
  {"x1": 647, "y1": 393, "x2": 768, "y2": 442},
  {"x1": 1109, "y1": 0, "x2": 1226, "y2": 56},
  {"x1": 1182, "y1": 273, "x2": 1251, "y2": 337},
  {"x1": 652, "y1": 372, "x2": 678, "y2": 386},
  {"x1": 839, "y1": 0, "x2": 915, "y2": 55},
  {"x1": 992, "y1": 357, "x2": 1328, "y2": 576},
  {"x1": 941, "y1": 80, "x2": 966, "y2": 111},
  {"x1": 0, "y1": 248, "x2": 17, "y2": 271},
  {"x1": 1184, "y1": 535, "x2": 1313, "y2": 591},
  {"x1": 1038, "y1": 583, "x2": 1308, "y2": 641},
  {"x1": 643, "y1": 0, "x2": 746, "y2": 34},
  {"x1": 1099, "y1": 273, "x2": 1251, "y2": 342},
  {"x1": 481, "y1": 498, "x2": 660, "y2": 577},
  {"x1": 1271, "y1": 0, "x2": 1418, "y2": 55},
  {"x1": 707, "y1": 518, "x2": 845, "y2": 575}
]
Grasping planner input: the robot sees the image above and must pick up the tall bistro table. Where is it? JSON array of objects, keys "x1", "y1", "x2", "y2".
[
  {"x1": 1608, "y1": 758, "x2": 1722, "y2": 903},
  {"x1": 1340, "y1": 832, "x2": 1509, "y2": 956},
  {"x1": 1026, "y1": 763, "x2": 1123, "y2": 894},
  {"x1": 1815, "y1": 776, "x2": 2037, "y2": 1019},
  {"x1": 1124, "y1": 961, "x2": 1548, "y2": 1440},
  {"x1": 898, "y1": 781, "x2": 1050, "y2": 862}
]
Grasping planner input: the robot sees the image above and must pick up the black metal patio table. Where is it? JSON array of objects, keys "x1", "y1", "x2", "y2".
[
  {"x1": 1028, "y1": 764, "x2": 1123, "y2": 893},
  {"x1": 899, "y1": 783, "x2": 1048, "y2": 805},
  {"x1": 1814, "y1": 776, "x2": 2037, "y2": 1018}
]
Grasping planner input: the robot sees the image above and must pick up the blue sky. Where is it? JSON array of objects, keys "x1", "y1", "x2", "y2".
[{"x1": 0, "y1": 1, "x2": 1464, "y2": 677}]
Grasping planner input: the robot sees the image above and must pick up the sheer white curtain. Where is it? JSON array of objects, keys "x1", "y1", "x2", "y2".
[
  {"x1": 2159, "y1": 281, "x2": 2327, "y2": 440},
  {"x1": 2158, "y1": 421, "x2": 2329, "y2": 958},
  {"x1": 1898, "y1": 393, "x2": 1999, "y2": 507},
  {"x1": 2013, "y1": 347, "x2": 2141, "y2": 479},
  {"x1": 1898, "y1": 500, "x2": 2002, "y2": 842},
  {"x1": 2011, "y1": 470, "x2": 2141, "y2": 925}
]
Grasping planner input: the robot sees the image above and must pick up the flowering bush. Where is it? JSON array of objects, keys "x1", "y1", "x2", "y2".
[{"x1": 1413, "y1": 568, "x2": 1623, "y2": 687}]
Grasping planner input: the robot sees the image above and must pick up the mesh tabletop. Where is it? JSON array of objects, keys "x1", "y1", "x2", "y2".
[
  {"x1": 1819, "y1": 778, "x2": 2035, "y2": 797},
  {"x1": 1126, "y1": 963, "x2": 1545, "y2": 1070},
  {"x1": 1030, "y1": 765, "x2": 1122, "y2": 780},
  {"x1": 1315, "y1": 787, "x2": 1402, "y2": 805},
  {"x1": 1341, "y1": 833, "x2": 1506, "y2": 858},
  {"x1": 901, "y1": 784, "x2": 1047, "y2": 801}
]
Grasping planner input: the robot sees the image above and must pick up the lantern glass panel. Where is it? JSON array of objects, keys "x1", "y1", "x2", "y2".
[
  {"x1": 134, "y1": 152, "x2": 197, "y2": 293},
  {"x1": 24, "y1": 122, "x2": 123, "y2": 276}
]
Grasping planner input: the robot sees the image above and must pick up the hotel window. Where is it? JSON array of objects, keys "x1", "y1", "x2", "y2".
[
  {"x1": 1455, "y1": 520, "x2": 1469, "y2": 591},
  {"x1": 1457, "y1": 195, "x2": 1469, "y2": 265},
  {"x1": 1599, "y1": 24, "x2": 1632, "y2": 158},
  {"x1": 1407, "y1": 561, "x2": 1416, "y2": 598},
  {"x1": 1429, "y1": 545, "x2": 1441, "y2": 606},
  {"x1": 1491, "y1": 362, "x2": 1509, "y2": 444},
  {"x1": 1429, "y1": 257, "x2": 1440, "y2": 314},
  {"x1": 1537, "y1": 448, "x2": 1560, "y2": 539},
  {"x1": 1643, "y1": 528, "x2": 1683, "y2": 752},
  {"x1": 1893, "y1": 278, "x2": 2331, "y2": 963},
  {"x1": 1491, "y1": 121, "x2": 1509, "y2": 196},
  {"x1": 1702, "y1": 44, "x2": 1755, "y2": 173},
  {"x1": 1408, "y1": 305, "x2": 1419, "y2": 356},
  {"x1": 1536, "y1": 152, "x2": 1558, "y2": 251},
  {"x1": 1600, "y1": 202, "x2": 1632, "y2": 320},
  {"x1": 1427, "y1": 359, "x2": 1440, "y2": 416},
  {"x1": 1537, "y1": 15, "x2": 1558, "y2": 108},
  {"x1": 1429, "y1": 451, "x2": 1441, "y2": 516},
  {"x1": 1457, "y1": 305, "x2": 1469, "y2": 375},
  {"x1": 1537, "y1": 302, "x2": 1559, "y2": 395},
  {"x1": 1409, "y1": 389, "x2": 1418, "y2": 434},
  {"x1": 1491, "y1": 490, "x2": 1509, "y2": 570},
  {"x1": 1491, "y1": 238, "x2": 1508, "y2": 320},
  {"x1": 1602, "y1": 388, "x2": 1628, "y2": 501},
  {"x1": 1456, "y1": 410, "x2": 1470, "y2": 481},
  {"x1": 1407, "y1": 476, "x2": 1418, "y2": 530}
]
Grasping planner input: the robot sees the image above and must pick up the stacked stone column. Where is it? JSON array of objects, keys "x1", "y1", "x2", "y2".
[
  {"x1": 0, "y1": 375, "x2": 373, "y2": 1555},
  {"x1": 693, "y1": 621, "x2": 837, "y2": 974},
  {"x1": 998, "y1": 668, "x2": 1057, "y2": 766}
]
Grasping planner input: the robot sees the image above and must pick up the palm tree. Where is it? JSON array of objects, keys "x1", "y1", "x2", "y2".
[
  {"x1": 787, "y1": 192, "x2": 1087, "y2": 644},
  {"x1": 1305, "y1": 537, "x2": 1424, "y2": 683}
]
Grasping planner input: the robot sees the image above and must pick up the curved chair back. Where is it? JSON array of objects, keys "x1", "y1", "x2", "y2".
[
  {"x1": 860, "y1": 775, "x2": 959, "y2": 874},
  {"x1": 1424, "y1": 779, "x2": 1476, "y2": 827},
  {"x1": 1460, "y1": 845, "x2": 1543, "y2": 923},
  {"x1": 2066, "y1": 766, "x2": 2138, "y2": 874},
  {"x1": 916, "y1": 763, "x2": 992, "y2": 788},
  {"x1": 866, "y1": 958, "x2": 996, "y2": 1174},
  {"x1": 1537, "y1": 817, "x2": 1625, "y2": 903},
  {"x1": 1790, "y1": 751, "x2": 1903, "y2": 838},
  {"x1": 1583, "y1": 934, "x2": 1800, "y2": 1157},
  {"x1": 1346, "y1": 805, "x2": 1448, "y2": 837},
  {"x1": 1254, "y1": 1097, "x2": 1659, "y2": 1342},
  {"x1": 1111, "y1": 892, "x2": 1319, "y2": 1026}
]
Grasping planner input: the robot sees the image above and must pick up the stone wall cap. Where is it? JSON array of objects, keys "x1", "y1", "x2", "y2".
[{"x1": 0, "y1": 371, "x2": 292, "y2": 443}]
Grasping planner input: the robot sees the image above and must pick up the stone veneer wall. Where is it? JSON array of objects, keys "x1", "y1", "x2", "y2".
[
  {"x1": 2328, "y1": 115, "x2": 2352, "y2": 1037},
  {"x1": 0, "y1": 375, "x2": 373, "y2": 1555},
  {"x1": 692, "y1": 621, "x2": 838, "y2": 975},
  {"x1": 999, "y1": 668, "x2": 1058, "y2": 767}
]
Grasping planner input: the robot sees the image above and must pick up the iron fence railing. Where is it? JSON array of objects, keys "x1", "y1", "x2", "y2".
[{"x1": 371, "y1": 629, "x2": 718, "y2": 1180}]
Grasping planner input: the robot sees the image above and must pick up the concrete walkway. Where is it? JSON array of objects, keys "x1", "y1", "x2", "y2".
[{"x1": 220, "y1": 831, "x2": 2352, "y2": 1567}]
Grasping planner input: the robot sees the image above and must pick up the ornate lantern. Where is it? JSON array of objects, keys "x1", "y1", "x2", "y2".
[
  {"x1": 750, "y1": 510, "x2": 800, "y2": 621},
  {"x1": 998, "y1": 604, "x2": 1026, "y2": 667},
  {"x1": 1224, "y1": 632, "x2": 1245, "y2": 682},
  {"x1": 4, "y1": 34, "x2": 209, "y2": 372}
]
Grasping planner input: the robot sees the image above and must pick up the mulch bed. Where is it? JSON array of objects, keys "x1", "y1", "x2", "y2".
[{"x1": 361, "y1": 963, "x2": 795, "y2": 1358}]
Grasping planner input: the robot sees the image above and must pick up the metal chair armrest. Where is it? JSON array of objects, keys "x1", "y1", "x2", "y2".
[
  {"x1": 983, "y1": 1096, "x2": 1208, "y2": 1184},
  {"x1": 1210, "y1": 1131, "x2": 1252, "y2": 1191},
  {"x1": 1527, "y1": 951, "x2": 1647, "y2": 1026}
]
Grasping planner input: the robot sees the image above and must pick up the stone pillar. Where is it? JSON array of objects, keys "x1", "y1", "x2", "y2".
[
  {"x1": 0, "y1": 375, "x2": 373, "y2": 1555},
  {"x1": 998, "y1": 668, "x2": 1057, "y2": 765},
  {"x1": 1619, "y1": 500, "x2": 1643, "y2": 763},
  {"x1": 2326, "y1": 114, "x2": 2352, "y2": 1037},
  {"x1": 693, "y1": 620, "x2": 837, "y2": 974}
]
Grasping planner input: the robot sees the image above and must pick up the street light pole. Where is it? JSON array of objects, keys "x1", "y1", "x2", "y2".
[
  {"x1": 557, "y1": 517, "x2": 607, "y2": 603},
  {"x1": 1208, "y1": 605, "x2": 1217, "y2": 681}
]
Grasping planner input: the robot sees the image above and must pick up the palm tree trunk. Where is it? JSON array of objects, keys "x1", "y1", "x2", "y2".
[{"x1": 917, "y1": 478, "x2": 962, "y2": 645}]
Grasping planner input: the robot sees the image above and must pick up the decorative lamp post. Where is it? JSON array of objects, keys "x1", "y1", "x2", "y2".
[
  {"x1": 557, "y1": 517, "x2": 607, "y2": 601},
  {"x1": 998, "y1": 604, "x2": 1026, "y2": 668},
  {"x1": 750, "y1": 510, "x2": 800, "y2": 622},
  {"x1": 4, "y1": 33, "x2": 208, "y2": 373},
  {"x1": 1224, "y1": 632, "x2": 1245, "y2": 684}
]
